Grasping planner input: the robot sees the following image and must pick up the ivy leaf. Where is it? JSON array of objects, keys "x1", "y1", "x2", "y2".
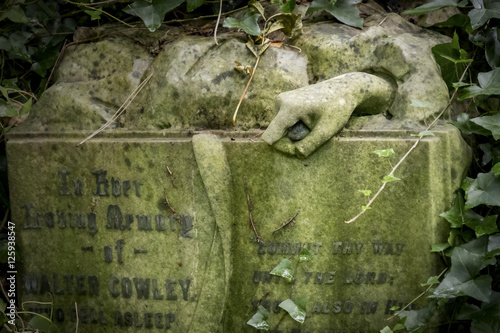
[
  {"x1": 421, "y1": 275, "x2": 441, "y2": 286},
  {"x1": 492, "y1": 163, "x2": 500, "y2": 176},
  {"x1": 487, "y1": 234, "x2": 500, "y2": 255},
  {"x1": 402, "y1": 0, "x2": 465, "y2": 15},
  {"x1": 299, "y1": 247, "x2": 314, "y2": 262},
  {"x1": 279, "y1": 296, "x2": 308, "y2": 323},
  {"x1": 431, "y1": 246, "x2": 493, "y2": 302},
  {"x1": 465, "y1": 171, "x2": 500, "y2": 209},
  {"x1": 373, "y1": 148, "x2": 395, "y2": 157},
  {"x1": 6, "y1": 31, "x2": 32, "y2": 63},
  {"x1": 265, "y1": 13, "x2": 302, "y2": 38},
  {"x1": 479, "y1": 143, "x2": 492, "y2": 166},
  {"x1": 246, "y1": 306, "x2": 270, "y2": 330},
  {"x1": 399, "y1": 300, "x2": 437, "y2": 332},
  {"x1": 431, "y1": 243, "x2": 451, "y2": 252},
  {"x1": 0, "y1": 100, "x2": 18, "y2": 117},
  {"x1": 462, "y1": 177, "x2": 475, "y2": 192},
  {"x1": 223, "y1": 11, "x2": 262, "y2": 36},
  {"x1": 249, "y1": 0, "x2": 266, "y2": 20},
  {"x1": 270, "y1": 258, "x2": 294, "y2": 282},
  {"x1": 187, "y1": 0, "x2": 205, "y2": 12},
  {"x1": 459, "y1": 68, "x2": 500, "y2": 100},
  {"x1": 358, "y1": 190, "x2": 371, "y2": 196},
  {"x1": 432, "y1": 32, "x2": 468, "y2": 88},
  {"x1": 457, "y1": 292, "x2": 500, "y2": 333},
  {"x1": 469, "y1": 0, "x2": 500, "y2": 30},
  {"x1": 307, "y1": 0, "x2": 363, "y2": 29},
  {"x1": 469, "y1": 292, "x2": 500, "y2": 333},
  {"x1": 474, "y1": 26, "x2": 500, "y2": 69},
  {"x1": 393, "y1": 323, "x2": 406, "y2": 331},
  {"x1": 382, "y1": 174, "x2": 400, "y2": 183},
  {"x1": 452, "y1": 82, "x2": 472, "y2": 88},
  {"x1": 0, "y1": 5, "x2": 28, "y2": 23},
  {"x1": 434, "y1": 13, "x2": 472, "y2": 33},
  {"x1": 123, "y1": 0, "x2": 184, "y2": 32},
  {"x1": 272, "y1": 0, "x2": 296, "y2": 13},
  {"x1": 307, "y1": 0, "x2": 338, "y2": 15},
  {"x1": 19, "y1": 98, "x2": 32, "y2": 116},
  {"x1": 440, "y1": 192, "x2": 466, "y2": 228},
  {"x1": 465, "y1": 214, "x2": 499, "y2": 237},
  {"x1": 27, "y1": 314, "x2": 52, "y2": 332},
  {"x1": 449, "y1": 113, "x2": 492, "y2": 136},
  {"x1": 84, "y1": 9, "x2": 103, "y2": 21},
  {"x1": 471, "y1": 112, "x2": 500, "y2": 140}
]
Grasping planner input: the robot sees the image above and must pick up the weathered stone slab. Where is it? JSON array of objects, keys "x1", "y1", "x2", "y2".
[
  {"x1": 7, "y1": 116, "x2": 469, "y2": 332},
  {"x1": 7, "y1": 13, "x2": 471, "y2": 333}
]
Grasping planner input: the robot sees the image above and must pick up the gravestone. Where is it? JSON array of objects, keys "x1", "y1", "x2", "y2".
[{"x1": 7, "y1": 14, "x2": 471, "y2": 333}]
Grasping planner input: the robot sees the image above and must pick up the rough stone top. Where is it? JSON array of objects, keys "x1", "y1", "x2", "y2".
[{"x1": 17, "y1": 13, "x2": 450, "y2": 135}]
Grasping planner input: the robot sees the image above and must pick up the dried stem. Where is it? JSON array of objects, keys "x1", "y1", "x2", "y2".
[
  {"x1": 244, "y1": 177, "x2": 262, "y2": 242},
  {"x1": 66, "y1": 0, "x2": 135, "y2": 27},
  {"x1": 163, "y1": 6, "x2": 246, "y2": 25},
  {"x1": 233, "y1": 55, "x2": 260, "y2": 126},
  {"x1": 77, "y1": 72, "x2": 153, "y2": 146},
  {"x1": 214, "y1": 0, "x2": 223, "y2": 46},
  {"x1": 386, "y1": 268, "x2": 447, "y2": 321},
  {"x1": 75, "y1": 302, "x2": 79, "y2": 333},
  {"x1": 273, "y1": 211, "x2": 299, "y2": 234},
  {"x1": 345, "y1": 62, "x2": 472, "y2": 224}
]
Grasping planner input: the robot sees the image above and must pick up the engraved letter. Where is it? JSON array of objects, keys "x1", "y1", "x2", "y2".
[
  {"x1": 179, "y1": 279, "x2": 191, "y2": 301},
  {"x1": 137, "y1": 215, "x2": 152, "y2": 231},
  {"x1": 88, "y1": 213, "x2": 98, "y2": 236},
  {"x1": 166, "y1": 279, "x2": 177, "y2": 300},
  {"x1": 58, "y1": 170, "x2": 71, "y2": 195},
  {"x1": 88, "y1": 275, "x2": 99, "y2": 296},
  {"x1": 133, "y1": 278, "x2": 150, "y2": 299},
  {"x1": 109, "y1": 276, "x2": 119, "y2": 297},
  {"x1": 92, "y1": 170, "x2": 109, "y2": 196},
  {"x1": 121, "y1": 278, "x2": 132, "y2": 298},
  {"x1": 181, "y1": 215, "x2": 193, "y2": 238},
  {"x1": 107, "y1": 205, "x2": 123, "y2": 229},
  {"x1": 111, "y1": 177, "x2": 121, "y2": 196}
]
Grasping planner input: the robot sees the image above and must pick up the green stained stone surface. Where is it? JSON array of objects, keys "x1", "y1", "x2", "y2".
[
  {"x1": 7, "y1": 14, "x2": 471, "y2": 333},
  {"x1": 7, "y1": 119, "x2": 470, "y2": 332}
]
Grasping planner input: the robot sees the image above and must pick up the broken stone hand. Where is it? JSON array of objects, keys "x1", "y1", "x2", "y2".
[{"x1": 261, "y1": 72, "x2": 395, "y2": 158}]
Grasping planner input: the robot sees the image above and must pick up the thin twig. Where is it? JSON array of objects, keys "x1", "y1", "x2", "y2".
[
  {"x1": 214, "y1": 0, "x2": 223, "y2": 45},
  {"x1": 273, "y1": 211, "x2": 299, "y2": 234},
  {"x1": 75, "y1": 302, "x2": 79, "y2": 333},
  {"x1": 166, "y1": 166, "x2": 177, "y2": 189},
  {"x1": 345, "y1": 62, "x2": 472, "y2": 224},
  {"x1": 77, "y1": 72, "x2": 153, "y2": 146},
  {"x1": 164, "y1": 190, "x2": 177, "y2": 214},
  {"x1": 386, "y1": 268, "x2": 447, "y2": 321},
  {"x1": 233, "y1": 55, "x2": 260, "y2": 126},
  {"x1": 244, "y1": 177, "x2": 262, "y2": 242},
  {"x1": 66, "y1": 0, "x2": 135, "y2": 27},
  {"x1": 163, "y1": 6, "x2": 247, "y2": 25}
]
